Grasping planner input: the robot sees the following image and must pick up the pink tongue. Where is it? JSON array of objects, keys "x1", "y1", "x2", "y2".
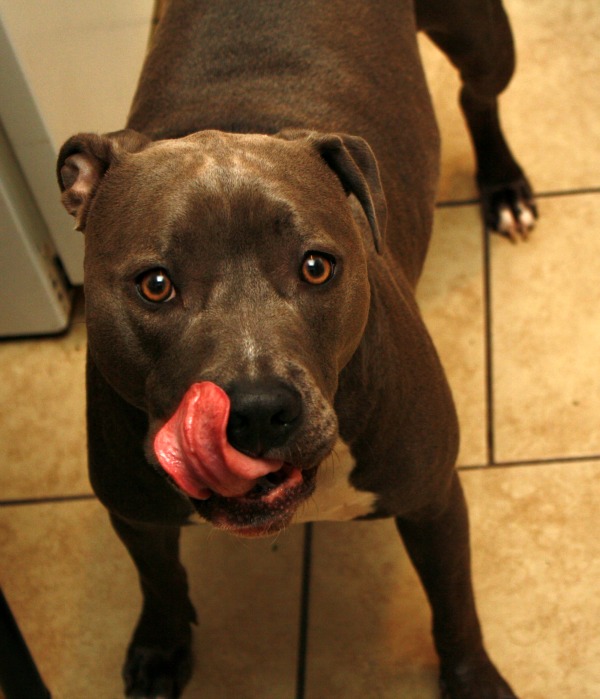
[{"x1": 154, "y1": 382, "x2": 284, "y2": 499}]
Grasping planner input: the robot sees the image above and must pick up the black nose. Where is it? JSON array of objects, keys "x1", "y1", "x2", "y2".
[{"x1": 226, "y1": 379, "x2": 302, "y2": 457}]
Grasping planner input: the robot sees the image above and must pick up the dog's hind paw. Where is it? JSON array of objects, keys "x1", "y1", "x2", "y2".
[
  {"x1": 480, "y1": 176, "x2": 538, "y2": 243},
  {"x1": 124, "y1": 643, "x2": 193, "y2": 699},
  {"x1": 439, "y1": 654, "x2": 519, "y2": 699}
]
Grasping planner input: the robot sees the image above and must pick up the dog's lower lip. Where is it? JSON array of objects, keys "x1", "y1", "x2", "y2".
[
  {"x1": 239, "y1": 463, "x2": 300, "y2": 501},
  {"x1": 189, "y1": 465, "x2": 317, "y2": 535}
]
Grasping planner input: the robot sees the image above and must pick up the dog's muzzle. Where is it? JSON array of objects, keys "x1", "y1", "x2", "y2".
[{"x1": 153, "y1": 380, "x2": 317, "y2": 535}]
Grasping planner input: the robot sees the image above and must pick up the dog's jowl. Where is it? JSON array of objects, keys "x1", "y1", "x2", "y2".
[{"x1": 57, "y1": 1, "x2": 536, "y2": 697}]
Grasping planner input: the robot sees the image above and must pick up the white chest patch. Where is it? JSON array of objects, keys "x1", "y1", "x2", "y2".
[{"x1": 292, "y1": 438, "x2": 377, "y2": 523}]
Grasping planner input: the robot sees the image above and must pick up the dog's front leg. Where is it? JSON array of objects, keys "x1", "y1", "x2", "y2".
[
  {"x1": 395, "y1": 473, "x2": 517, "y2": 699},
  {"x1": 110, "y1": 514, "x2": 197, "y2": 699}
]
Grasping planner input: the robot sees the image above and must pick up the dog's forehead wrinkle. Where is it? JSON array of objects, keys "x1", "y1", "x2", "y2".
[
  {"x1": 149, "y1": 135, "x2": 311, "y2": 204},
  {"x1": 132, "y1": 139, "x2": 259, "y2": 190},
  {"x1": 194, "y1": 158, "x2": 287, "y2": 203},
  {"x1": 155, "y1": 132, "x2": 281, "y2": 173},
  {"x1": 133, "y1": 141, "x2": 338, "y2": 248}
]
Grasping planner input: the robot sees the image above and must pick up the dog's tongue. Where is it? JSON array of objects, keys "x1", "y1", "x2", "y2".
[{"x1": 154, "y1": 382, "x2": 283, "y2": 499}]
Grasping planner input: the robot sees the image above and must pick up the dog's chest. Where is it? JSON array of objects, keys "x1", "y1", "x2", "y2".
[{"x1": 292, "y1": 438, "x2": 377, "y2": 524}]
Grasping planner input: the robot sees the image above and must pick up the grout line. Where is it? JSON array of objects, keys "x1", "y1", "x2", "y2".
[
  {"x1": 0, "y1": 493, "x2": 96, "y2": 508},
  {"x1": 295, "y1": 522, "x2": 313, "y2": 699},
  {"x1": 458, "y1": 453, "x2": 600, "y2": 470},
  {"x1": 482, "y1": 218, "x2": 496, "y2": 465},
  {"x1": 435, "y1": 186, "x2": 600, "y2": 209},
  {"x1": 436, "y1": 197, "x2": 479, "y2": 208},
  {"x1": 528, "y1": 187, "x2": 600, "y2": 199}
]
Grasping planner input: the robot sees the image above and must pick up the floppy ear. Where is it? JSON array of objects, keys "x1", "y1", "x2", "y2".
[
  {"x1": 278, "y1": 129, "x2": 387, "y2": 253},
  {"x1": 57, "y1": 129, "x2": 150, "y2": 231}
]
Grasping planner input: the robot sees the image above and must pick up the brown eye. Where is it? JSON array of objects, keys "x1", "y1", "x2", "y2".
[
  {"x1": 301, "y1": 253, "x2": 335, "y2": 285},
  {"x1": 136, "y1": 269, "x2": 175, "y2": 303}
]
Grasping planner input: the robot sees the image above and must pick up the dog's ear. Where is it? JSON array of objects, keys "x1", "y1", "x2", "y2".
[
  {"x1": 57, "y1": 129, "x2": 150, "y2": 231},
  {"x1": 278, "y1": 129, "x2": 387, "y2": 253}
]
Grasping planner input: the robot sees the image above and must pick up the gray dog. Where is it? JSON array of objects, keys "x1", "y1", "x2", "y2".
[{"x1": 57, "y1": 1, "x2": 536, "y2": 697}]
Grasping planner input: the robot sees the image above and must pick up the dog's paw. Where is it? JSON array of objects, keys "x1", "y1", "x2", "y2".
[
  {"x1": 479, "y1": 176, "x2": 538, "y2": 243},
  {"x1": 123, "y1": 643, "x2": 193, "y2": 699},
  {"x1": 439, "y1": 654, "x2": 518, "y2": 699}
]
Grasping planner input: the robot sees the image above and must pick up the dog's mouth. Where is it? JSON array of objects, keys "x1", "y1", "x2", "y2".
[
  {"x1": 153, "y1": 381, "x2": 318, "y2": 536},
  {"x1": 190, "y1": 464, "x2": 317, "y2": 537},
  {"x1": 243, "y1": 462, "x2": 302, "y2": 498}
]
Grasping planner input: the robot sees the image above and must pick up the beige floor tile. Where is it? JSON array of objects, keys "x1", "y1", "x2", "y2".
[
  {"x1": 183, "y1": 525, "x2": 303, "y2": 699},
  {"x1": 0, "y1": 500, "x2": 136, "y2": 698},
  {"x1": 462, "y1": 461, "x2": 600, "y2": 699},
  {"x1": 417, "y1": 204, "x2": 488, "y2": 467},
  {"x1": 0, "y1": 499, "x2": 303, "y2": 699},
  {"x1": 503, "y1": 0, "x2": 600, "y2": 192},
  {"x1": 305, "y1": 519, "x2": 438, "y2": 699},
  {"x1": 304, "y1": 461, "x2": 600, "y2": 699},
  {"x1": 0, "y1": 304, "x2": 89, "y2": 500},
  {"x1": 491, "y1": 194, "x2": 600, "y2": 462},
  {"x1": 420, "y1": 0, "x2": 600, "y2": 201}
]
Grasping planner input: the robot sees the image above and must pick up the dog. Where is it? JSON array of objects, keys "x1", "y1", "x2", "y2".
[{"x1": 57, "y1": 1, "x2": 536, "y2": 696}]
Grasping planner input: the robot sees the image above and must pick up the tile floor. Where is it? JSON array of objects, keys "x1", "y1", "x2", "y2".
[{"x1": 1, "y1": 1, "x2": 599, "y2": 697}]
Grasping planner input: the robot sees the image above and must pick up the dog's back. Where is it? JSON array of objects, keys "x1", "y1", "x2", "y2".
[{"x1": 128, "y1": 0, "x2": 440, "y2": 283}]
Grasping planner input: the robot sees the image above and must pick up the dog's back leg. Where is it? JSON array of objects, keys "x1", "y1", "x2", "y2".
[
  {"x1": 396, "y1": 472, "x2": 518, "y2": 698},
  {"x1": 416, "y1": 0, "x2": 537, "y2": 241},
  {"x1": 110, "y1": 515, "x2": 197, "y2": 699}
]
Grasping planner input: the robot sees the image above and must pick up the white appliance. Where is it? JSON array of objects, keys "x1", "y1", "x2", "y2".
[
  {"x1": 0, "y1": 2, "x2": 153, "y2": 336},
  {"x1": 0, "y1": 116, "x2": 72, "y2": 336}
]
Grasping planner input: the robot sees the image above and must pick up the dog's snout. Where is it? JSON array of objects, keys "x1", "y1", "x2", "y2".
[{"x1": 226, "y1": 379, "x2": 302, "y2": 457}]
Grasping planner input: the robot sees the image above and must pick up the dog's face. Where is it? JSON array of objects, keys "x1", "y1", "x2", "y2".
[{"x1": 58, "y1": 129, "x2": 386, "y2": 535}]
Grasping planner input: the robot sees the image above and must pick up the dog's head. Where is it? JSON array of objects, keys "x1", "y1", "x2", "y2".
[{"x1": 58, "y1": 128, "x2": 386, "y2": 535}]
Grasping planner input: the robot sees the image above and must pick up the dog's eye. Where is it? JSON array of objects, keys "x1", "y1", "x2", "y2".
[
  {"x1": 136, "y1": 269, "x2": 175, "y2": 303},
  {"x1": 300, "y1": 253, "x2": 335, "y2": 285}
]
